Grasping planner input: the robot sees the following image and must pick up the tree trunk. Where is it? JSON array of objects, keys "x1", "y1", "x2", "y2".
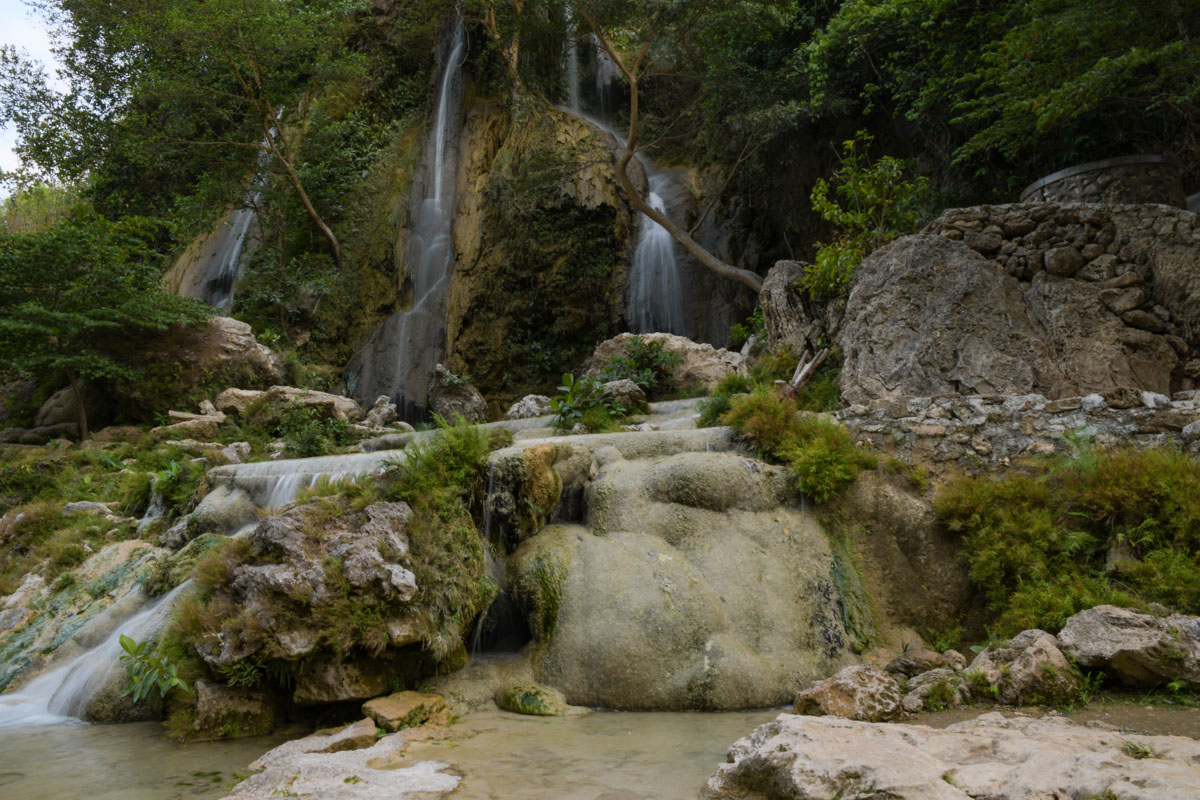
[
  {"x1": 65, "y1": 369, "x2": 88, "y2": 440},
  {"x1": 582, "y1": 14, "x2": 764, "y2": 295}
]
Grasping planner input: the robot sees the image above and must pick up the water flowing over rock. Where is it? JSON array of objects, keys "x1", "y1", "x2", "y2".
[
  {"x1": 704, "y1": 712, "x2": 1200, "y2": 800},
  {"x1": 208, "y1": 450, "x2": 397, "y2": 509},
  {"x1": 1057, "y1": 605, "x2": 1200, "y2": 688},
  {"x1": 345, "y1": 17, "x2": 467, "y2": 419},
  {"x1": 627, "y1": 171, "x2": 687, "y2": 335},
  {"x1": 0, "y1": 580, "x2": 185, "y2": 727},
  {"x1": 838, "y1": 234, "x2": 1178, "y2": 404}
]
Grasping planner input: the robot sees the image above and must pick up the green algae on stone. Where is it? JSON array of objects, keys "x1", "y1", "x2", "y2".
[{"x1": 494, "y1": 683, "x2": 567, "y2": 716}]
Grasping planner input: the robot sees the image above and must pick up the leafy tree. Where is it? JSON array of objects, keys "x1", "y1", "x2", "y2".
[
  {"x1": 803, "y1": 130, "x2": 931, "y2": 299},
  {"x1": 1, "y1": 0, "x2": 365, "y2": 260},
  {"x1": 0, "y1": 210, "x2": 210, "y2": 437},
  {"x1": 801, "y1": 0, "x2": 1199, "y2": 191}
]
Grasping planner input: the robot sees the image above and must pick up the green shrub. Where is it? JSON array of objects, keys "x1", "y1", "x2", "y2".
[
  {"x1": 729, "y1": 308, "x2": 766, "y2": 350},
  {"x1": 935, "y1": 445, "x2": 1200, "y2": 635},
  {"x1": 721, "y1": 389, "x2": 872, "y2": 503},
  {"x1": 804, "y1": 130, "x2": 931, "y2": 300},
  {"x1": 275, "y1": 404, "x2": 354, "y2": 458},
  {"x1": 598, "y1": 336, "x2": 682, "y2": 400},
  {"x1": 549, "y1": 373, "x2": 622, "y2": 432}
]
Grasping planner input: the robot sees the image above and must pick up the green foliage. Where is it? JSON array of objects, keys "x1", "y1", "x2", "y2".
[
  {"x1": 274, "y1": 404, "x2": 354, "y2": 458},
  {"x1": 549, "y1": 374, "x2": 622, "y2": 433},
  {"x1": 598, "y1": 336, "x2": 682, "y2": 400},
  {"x1": 803, "y1": 131, "x2": 931, "y2": 300},
  {"x1": 119, "y1": 634, "x2": 190, "y2": 703},
  {"x1": 0, "y1": 211, "x2": 210, "y2": 432},
  {"x1": 721, "y1": 388, "x2": 873, "y2": 503},
  {"x1": 0, "y1": 183, "x2": 79, "y2": 233},
  {"x1": 729, "y1": 308, "x2": 766, "y2": 351},
  {"x1": 801, "y1": 0, "x2": 1199, "y2": 195},
  {"x1": 936, "y1": 446, "x2": 1200, "y2": 635}
]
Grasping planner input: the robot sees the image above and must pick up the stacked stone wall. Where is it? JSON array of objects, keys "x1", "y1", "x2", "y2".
[
  {"x1": 1019, "y1": 156, "x2": 1185, "y2": 207},
  {"x1": 838, "y1": 389, "x2": 1200, "y2": 473}
]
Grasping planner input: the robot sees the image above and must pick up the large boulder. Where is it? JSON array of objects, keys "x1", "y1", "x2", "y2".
[
  {"x1": 109, "y1": 317, "x2": 284, "y2": 419},
  {"x1": 586, "y1": 332, "x2": 747, "y2": 392},
  {"x1": 34, "y1": 384, "x2": 109, "y2": 430},
  {"x1": 792, "y1": 664, "x2": 902, "y2": 722},
  {"x1": 189, "y1": 501, "x2": 418, "y2": 673},
  {"x1": 503, "y1": 395, "x2": 552, "y2": 420},
  {"x1": 1057, "y1": 605, "x2": 1200, "y2": 688},
  {"x1": 759, "y1": 260, "x2": 827, "y2": 354},
  {"x1": 506, "y1": 448, "x2": 860, "y2": 710},
  {"x1": 192, "y1": 680, "x2": 276, "y2": 739},
  {"x1": 965, "y1": 629, "x2": 1082, "y2": 705},
  {"x1": 838, "y1": 234, "x2": 1178, "y2": 404},
  {"x1": 704, "y1": 712, "x2": 1200, "y2": 800},
  {"x1": 428, "y1": 363, "x2": 487, "y2": 423}
]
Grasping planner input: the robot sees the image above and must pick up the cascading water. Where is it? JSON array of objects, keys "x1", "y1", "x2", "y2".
[
  {"x1": 627, "y1": 172, "x2": 686, "y2": 334},
  {"x1": 345, "y1": 17, "x2": 467, "y2": 420},
  {"x1": 558, "y1": 24, "x2": 687, "y2": 335},
  {"x1": 208, "y1": 450, "x2": 401, "y2": 509},
  {"x1": 0, "y1": 583, "x2": 189, "y2": 729}
]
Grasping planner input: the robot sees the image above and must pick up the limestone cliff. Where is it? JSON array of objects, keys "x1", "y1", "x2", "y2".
[{"x1": 444, "y1": 101, "x2": 636, "y2": 411}]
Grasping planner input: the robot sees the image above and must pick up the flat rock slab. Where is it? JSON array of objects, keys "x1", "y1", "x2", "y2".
[
  {"x1": 704, "y1": 712, "x2": 1200, "y2": 800},
  {"x1": 363, "y1": 691, "x2": 447, "y2": 731},
  {"x1": 225, "y1": 739, "x2": 457, "y2": 799}
]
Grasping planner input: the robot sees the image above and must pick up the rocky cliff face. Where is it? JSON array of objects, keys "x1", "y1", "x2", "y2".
[{"x1": 443, "y1": 101, "x2": 635, "y2": 411}]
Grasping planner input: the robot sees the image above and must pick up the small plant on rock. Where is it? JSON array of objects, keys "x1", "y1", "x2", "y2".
[
  {"x1": 549, "y1": 373, "x2": 621, "y2": 432},
  {"x1": 598, "y1": 336, "x2": 682, "y2": 399},
  {"x1": 120, "y1": 635, "x2": 191, "y2": 703}
]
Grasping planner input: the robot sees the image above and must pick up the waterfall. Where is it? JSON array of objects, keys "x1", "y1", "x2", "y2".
[
  {"x1": 344, "y1": 17, "x2": 467, "y2": 420},
  {"x1": 208, "y1": 450, "x2": 402, "y2": 509},
  {"x1": 628, "y1": 172, "x2": 686, "y2": 334},
  {"x1": 0, "y1": 583, "x2": 189, "y2": 729},
  {"x1": 564, "y1": 7, "x2": 581, "y2": 113},
  {"x1": 558, "y1": 28, "x2": 687, "y2": 336}
]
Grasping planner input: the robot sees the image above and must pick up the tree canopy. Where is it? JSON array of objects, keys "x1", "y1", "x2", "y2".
[{"x1": 0, "y1": 210, "x2": 210, "y2": 435}]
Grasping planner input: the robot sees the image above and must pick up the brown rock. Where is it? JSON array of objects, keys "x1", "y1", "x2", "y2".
[
  {"x1": 362, "y1": 691, "x2": 447, "y2": 732},
  {"x1": 214, "y1": 388, "x2": 267, "y2": 415},
  {"x1": 838, "y1": 236, "x2": 1176, "y2": 404},
  {"x1": 759, "y1": 260, "x2": 826, "y2": 354},
  {"x1": 193, "y1": 681, "x2": 276, "y2": 739},
  {"x1": 586, "y1": 333, "x2": 746, "y2": 392},
  {"x1": 793, "y1": 664, "x2": 902, "y2": 722},
  {"x1": 884, "y1": 646, "x2": 950, "y2": 678},
  {"x1": 1044, "y1": 246, "x2": 1084, "y2": 276},
  {"x1": 1123, "y1": 309, "x2": 1167, "y2": 333}
]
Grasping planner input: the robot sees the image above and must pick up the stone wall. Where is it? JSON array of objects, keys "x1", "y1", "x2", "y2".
[
  {"x1": 1019, "y1": 156, "x2": 1186, "y2": 208},
  {"x1": 838, "y1": 389, "x2": 1200, "y2": 473},
  {"x1": 923, "y1": 203, "x2": 1200, "y2": 368}
]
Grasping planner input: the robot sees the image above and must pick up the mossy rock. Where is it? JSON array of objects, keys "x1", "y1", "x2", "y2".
[
  {"x1": 506, "y1": 526, "x2": 571, "y2": 642},
  {"x1": 494, "y1": 682, "x2": 567, "y2": 716}
]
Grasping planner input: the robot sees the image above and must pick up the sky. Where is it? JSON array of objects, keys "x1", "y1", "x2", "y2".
[{"x1": 1, "y1": 0, "x2": 58, "y2": 182}]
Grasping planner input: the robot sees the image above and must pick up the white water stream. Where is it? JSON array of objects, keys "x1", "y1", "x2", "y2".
[
  {"x1": 0, "y1": 583, "x2": 189, "y2": 729},
  {"x1": 560, "y1": 28, "x2": 687, "y2": 335},
  {"x1": 345, "y1": 16, "x2": 467, "y2": 419},
  {"x1": 208, "y1": 449, "x2": 402, "y2": 509}
]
